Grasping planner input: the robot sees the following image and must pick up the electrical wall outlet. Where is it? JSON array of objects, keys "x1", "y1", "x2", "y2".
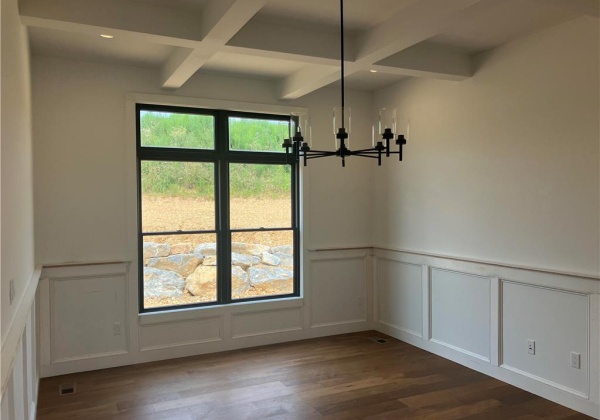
[
  {"x1": 113, "y1": 322, "x2": 122, "y2": 336},
  {"x1": 527, "y1": 339, "x2": 535, "y2": 355},
  {"x1": 570, "y1": 352, "x2": 581, "y2": 369}
]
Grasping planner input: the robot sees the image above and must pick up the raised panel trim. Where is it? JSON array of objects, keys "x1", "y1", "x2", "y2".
[
  {"x1": 430, "y1": 268, "x2": 491, "y2": 360},
  {"x1": 490, "y1": 277, "x2": 500, "y2": 366},
  {"x1": 430, "y1": 338, "x2": 491, "y2": 363},
  {"x1": 139, "y1": 315, "x2": 224, "y2": 351},
  {"x1": 51, "y1": 350, "x2": 130, "y2": 364},
  {"x1": 140, "y1": 337, "x2": 223, "y2": 352},
  {"x1": 373, "y1": 246, "x2": 599, "y2": 281},
  {"x1": 310, "y1": 319, "x2": 368, "y2": 329},
  {"x1": 501, "y1": 364, "x2": 589, "y2": 399},
  {"x1": 232, "y1": 308, "x2": 303, "y2": 339},
  {"x1": 423, "y1": 265, "x2": 431, "y2": 341},
  {"x1": 42, "y1": 262, "x2": 129, "y2": 279},
  {"x1": 500, "y1": 280, "x2": 591, "y2": 398},
  {"x1": 309, "y1": 256, "x2": 369, "y2": 328},
  {"x1": 375, "y1": 258, "x2": 423, "y2": 338},
  {"x1": 1, "y1": 266, "x2": 41, "y2": 397},
  {"x1": 49, "y1": 274, "x2": 129, "y2": 363}
]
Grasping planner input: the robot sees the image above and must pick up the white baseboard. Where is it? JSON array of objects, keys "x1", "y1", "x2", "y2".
[{"x1": 376, "y1": 322, "x2": 600, "y2": 419}]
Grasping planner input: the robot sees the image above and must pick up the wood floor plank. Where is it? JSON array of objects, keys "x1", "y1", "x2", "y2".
[{"x1": 37, "y1": 331, "x2": 593, "y2": 420}]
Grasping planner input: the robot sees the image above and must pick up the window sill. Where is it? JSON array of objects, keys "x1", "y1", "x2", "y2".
[{"x1": 138, "y1": 296, "x2": 304, "y2": 326}]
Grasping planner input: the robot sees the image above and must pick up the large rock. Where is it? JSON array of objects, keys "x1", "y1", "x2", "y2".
[
  {"x1": 270, "y1": 245, "x2": 293, "y2": 255},
  {"x1": 185, "y1": 265, "x2": 249, "y2": 297},
  {"x1": 143, "y1": 268, "x2": 185, "y2": 298},
  {"x1": 261, "y1": 252, "x2": 281, "y2": 266},
  {"x1": 194, "y1": 243, "x2": 217, "y2": 256},
  {"x1": 147, "y1": 254, "x2": 202, "y2": 277},
  {"x1": 248, "y1": 265, "x2": 293, "y2": 292},
  {"x1": 232, "y1": 242, "x2": 270, "y2": 256},
  {"x1": 273, "y1": 253, "x2": 293, "y2": 268},
  {"x1": 143, "y1": 242, "x2": 171, "y2": 260},
  {"x1": 232, "y1": 252, "x2": 260, "y2": 269},
  {"x1": 170, "y1": 242, "x2": 194, "y2": 255},
  {"x1": 232, "y1": 265, "x2": 250, "y2": 294},
  {"x1": 185, "y1": 266, "x2": 216, "y2": 296},
  {"x1": 203, "y1": 255, "x2": 218, "y2": 266}
]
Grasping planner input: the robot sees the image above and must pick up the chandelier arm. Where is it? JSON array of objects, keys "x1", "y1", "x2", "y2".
[
  {"x1": 351, "y1": 150, "x2": 401, "y2": 155},
  {"x1": 351, "y1": 147, "x2": 382, "y2": 153},
  {"x1": 349, "y1": 153, "x2": 380, "y2": 159},
  {"x1": 305, "y1": 154, "x2": 338, "y2": 160},
  {"x1": 301, "y1": 148, "x2": 337, "y2": 153}
]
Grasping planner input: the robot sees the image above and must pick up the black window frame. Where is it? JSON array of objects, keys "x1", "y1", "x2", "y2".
[{"x1": 136, "y1": 103, "x2": 300, "y2": 313}]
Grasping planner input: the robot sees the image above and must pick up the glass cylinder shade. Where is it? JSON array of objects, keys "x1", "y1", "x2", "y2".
[
  {"x1": 291, "y1": 112, "x2": 311, "y2": 147},
  {"x1": 333, "y1": 107, "x2": 351, "y2": 148},
  {"x1": 396, "y1": 116, "x2": 409, "y2": 139},
  {"x1": 378, "y1": 107, "x2": 397, "y2": 134}
]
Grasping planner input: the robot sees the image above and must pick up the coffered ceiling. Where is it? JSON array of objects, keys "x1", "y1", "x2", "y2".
[{"x1": 21, "y1": 0, "x2": 599, "y2": 98}]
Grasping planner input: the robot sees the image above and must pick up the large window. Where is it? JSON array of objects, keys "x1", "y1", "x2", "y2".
[{"x1": 137, "y1": 104, "x2": 299, "y2": 312}]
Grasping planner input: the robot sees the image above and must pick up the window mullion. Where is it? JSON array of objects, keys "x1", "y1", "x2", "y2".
[{"x1": 216, "y1": 111, "x2": 232, "y2": 304}]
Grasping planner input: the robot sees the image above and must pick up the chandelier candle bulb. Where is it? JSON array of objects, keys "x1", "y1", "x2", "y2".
[{"x1": 372, "y1": 125, "x2": 375, "y2": 147}]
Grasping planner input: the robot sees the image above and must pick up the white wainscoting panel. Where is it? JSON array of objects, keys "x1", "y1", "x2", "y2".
[
  {"x1": 40, "y1": 263, "x2": 131, "y2": 376},
  {"x1": 232, "y1": 308, "x2": 303, "y2": 338},
  {"x1": 139, "y1": 316, "x2": 223, "y2": 351},
  {"x1": 0, "y1": 294, "x2": 39, "y2": 420},
  {"x1": 50, "y1": 274, "x2": 128, "y2": 362},
  {"x1": 376, "y1": 259, "x2": 422, "y2": 337},
  {"x1": 372, "y1": 248, "x2": 600, "y2": 418},
  {"x1": 310, "y1": 256, "x2": 368, "y2": 327},
  {"x1": 430, "y1": 268, "x2": 491, "y2": 361},
  {"x1": 502, "y1": 281, "x2": 589, "y2": 397}
]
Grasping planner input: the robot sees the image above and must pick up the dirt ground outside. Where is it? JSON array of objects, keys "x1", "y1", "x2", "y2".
[
  {"x1": 142, "y1": 195, "x2": 292, "y2": 246},
  {"x1": 142, "y1": 195, "x2": 294, "y2": 309}
]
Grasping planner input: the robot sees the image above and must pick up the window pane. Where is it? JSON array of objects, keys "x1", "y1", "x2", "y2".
[
  {"x1": 229, "y1": 117, "x2": 288, "y2": 152},
  {"x1": 229, "y1": 163, "x2": 292, "y2": 229},
  {"x1": 141, "y1": 161, "x2": 215, "y2": 232},
  {"x1": 231, "y1": 231, "x2": 294, "y2": 300},
  {"x1": 143, "y1": 233, "x2": 217, "y2": 309},
  {"x1": 140, "y1": 110, "x2": 214, "y2": 149}
]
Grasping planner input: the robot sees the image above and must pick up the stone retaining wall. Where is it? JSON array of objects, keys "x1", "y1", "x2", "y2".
[{"x1": 142, "y1": 242, "x2": 294, "y2": 299}]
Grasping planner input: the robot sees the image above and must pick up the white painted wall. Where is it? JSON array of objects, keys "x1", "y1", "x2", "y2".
[
  {"x1": 31, "y1": 56, "x2": 375, "y2": 378},
  {"x1": 371, "y1": 16, "x2": 600, "y2": 418},
  {"x1": 1, "y1": 0, "x2": 40, "y2": 417},
  {"x1": 372, "y1": 16, "x2": 600, "y2": 277},
  {"x1": 1, "y1": 0, "x2": 35, "y2": 352},
  {"x1": 32, "y1": 56, "x2": 374, "y2": 265}
]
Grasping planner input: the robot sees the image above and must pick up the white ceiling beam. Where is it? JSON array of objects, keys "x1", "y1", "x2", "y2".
[
  {"x1": 222, "y1": 45, "x2": 340, "y2": 67},
  {"x1": 161, "y1": 47, "x2": 218, "y2": 90},
  {"x1": 228, "y1": 18, "x2": 352, "y2": 63},
  {"x1": 278, "y1": 65, "x2": 343, "y2": 100},
  {"x1": 374, "y1": 42, "x2": 472, "y2": 81},
  {"x1": 355, "y1": 0, "x2": 483, "y2": 64},
  {"x1": 160, "y1": 0, "x2": 266, "y2": 89},
  {"x1": 19, "y1": 0, "x2": 203, "y2": 47},
  {"x1": 277, "y1": 0, "x2": 483, "y2": 100}
]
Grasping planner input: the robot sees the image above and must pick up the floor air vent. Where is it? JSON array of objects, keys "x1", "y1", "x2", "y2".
[
  {"x1": 368, "y1": 336, "x2": 389, "y2": 344},
  {"x1": 59, "y1": 383, "x2": 76, "y2": 395}
]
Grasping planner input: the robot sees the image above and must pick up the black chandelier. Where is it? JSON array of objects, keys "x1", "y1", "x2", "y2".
[{"x1": 282, "y1": 0, "x2": 408, "y2": 167}]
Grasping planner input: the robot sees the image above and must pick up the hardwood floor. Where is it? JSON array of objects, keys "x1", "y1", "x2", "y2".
[{"x1": 37, "y1": 332, "x2": 592, "y2": 419}]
